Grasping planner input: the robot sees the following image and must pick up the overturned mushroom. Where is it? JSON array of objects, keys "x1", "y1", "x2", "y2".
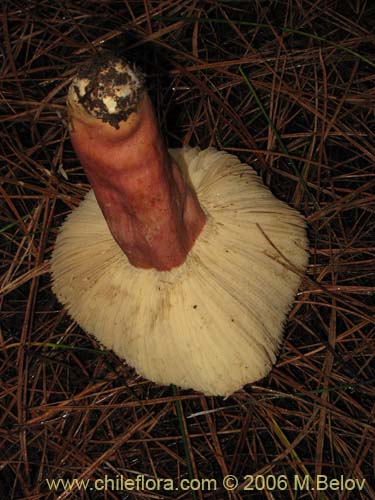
[{"x1": 51, "y1": 54, "x2": 308, "y2": 396}]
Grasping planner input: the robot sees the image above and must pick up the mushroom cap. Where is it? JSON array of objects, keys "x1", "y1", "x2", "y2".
[{"x1": 51, "y1": 147, "x2": 308, "y2": 396}]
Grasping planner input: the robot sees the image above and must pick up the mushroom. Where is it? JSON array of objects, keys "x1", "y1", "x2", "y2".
[{"x1": 51, "y1": 54, "x2": 308, "y2": 396}]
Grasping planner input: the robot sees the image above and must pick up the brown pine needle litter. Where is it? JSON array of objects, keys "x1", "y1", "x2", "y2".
[{"x1": 1, "y1": 1, "x2": 374, "y2": 499}]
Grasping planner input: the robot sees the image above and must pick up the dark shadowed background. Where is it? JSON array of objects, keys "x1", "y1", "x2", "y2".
[{"x1": 0, "y1": 1, "x2": 374, "y2": 499}]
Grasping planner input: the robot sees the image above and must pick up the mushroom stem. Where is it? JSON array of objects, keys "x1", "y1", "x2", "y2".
[{"x1": 67, "y1": 55, "x2": 206, "y2": 271}]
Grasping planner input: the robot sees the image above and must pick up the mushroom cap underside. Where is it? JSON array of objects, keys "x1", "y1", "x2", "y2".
[{"x1": 51, "y1": 147, "x2": 308, "y2": 396}]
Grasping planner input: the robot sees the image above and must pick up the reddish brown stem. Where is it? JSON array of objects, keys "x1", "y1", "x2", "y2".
[{"x1": 69, "y1": 89, "x2": 206, "y2": 271}]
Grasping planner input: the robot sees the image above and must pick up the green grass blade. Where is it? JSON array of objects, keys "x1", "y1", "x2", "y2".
[
  {"x1": 172, "y1": 384, "x2": 197, "y2": 500},
  {"x1": 238, "y1": 66, "x2": 319, "y2": 208}
]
